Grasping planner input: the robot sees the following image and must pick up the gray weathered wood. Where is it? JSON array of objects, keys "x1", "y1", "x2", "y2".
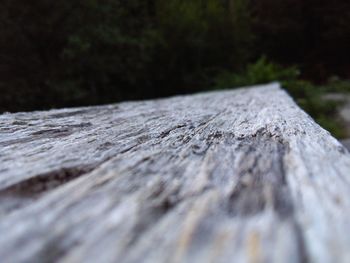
[
  {"x1": 0, "y1": 83, "x2": 350, "y2": 263},
  {"x1": 341, "y1": 139, "x2": 350, "y2": 151}
]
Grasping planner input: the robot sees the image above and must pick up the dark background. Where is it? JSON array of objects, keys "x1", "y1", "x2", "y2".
[{"x1": 0, "y1": 0, "x2": 349, "y2": 137}]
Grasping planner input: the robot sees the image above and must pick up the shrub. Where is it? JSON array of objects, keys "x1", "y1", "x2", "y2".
[
  {"x1": 213, "y1": 57, "x2": 347, "y2": 138},
  {"x1": 214, "y1": 56, "x2": 299, "y2": 88}
]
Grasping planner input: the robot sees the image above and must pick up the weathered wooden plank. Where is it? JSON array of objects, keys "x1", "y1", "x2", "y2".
[
  {"x1": 0, "y1": 83, "x2": 349, "y2": 263},
  {"x1": 341, "y1": 139, "x2": 350, "y2": 150}
]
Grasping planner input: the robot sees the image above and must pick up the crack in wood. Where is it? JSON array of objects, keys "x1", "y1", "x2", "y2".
[
  {"x1": 228, "y1": 131, "x2": 293, "y2": 218},
  {"x1": 0, "y1": 165, "x2": 96, "y2": 215}
]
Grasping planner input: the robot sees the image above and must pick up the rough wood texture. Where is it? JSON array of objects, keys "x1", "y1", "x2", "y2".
[{"x1": 0, "y1": 83, "x2": 350, "y2": 263}]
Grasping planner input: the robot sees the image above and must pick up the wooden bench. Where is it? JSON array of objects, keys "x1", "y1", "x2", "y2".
[{"x1": 0, "y1": 83, "x2": 349, "y2": 263}]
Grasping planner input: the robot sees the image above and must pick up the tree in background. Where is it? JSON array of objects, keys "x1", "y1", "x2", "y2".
[
  {"x1": 251, "y1": 0, "x2": 350, "y2": 81},
  {"x1": 0, "y1": 0, "x2": 253, "y2": 112},
  {"x1": 152, "y1": 0, "x2": 253, "y2": 94},
  {"x1": 0, "y1": 0, "x2": 349, "y2": 112},
  {"x1": 0, "y1": 0, "x2": 158, "y2": 110}
]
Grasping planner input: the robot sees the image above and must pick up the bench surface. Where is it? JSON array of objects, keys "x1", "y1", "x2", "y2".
[{"x1": 0, "y1": 83, "x2": 350, "y2": 263}]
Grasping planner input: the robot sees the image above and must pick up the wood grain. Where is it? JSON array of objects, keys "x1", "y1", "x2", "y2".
[{"x1": 0, "y1": 83, "x2": 349, "y2": 263}]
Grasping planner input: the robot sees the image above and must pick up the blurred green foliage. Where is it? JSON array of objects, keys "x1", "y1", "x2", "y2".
[
  {"x1": 0, "y1": 0, "x2": 254, "y2": 111},
  {"x1": 214, "y1": 56, "x2": 299, "y2": 87},
  {"x1": 321, "y1": 78, "x2": 350, "y2": 94},
  {"x1": 0, "y1": 0, "x2": 349, "y2": 137},
  {"x1": 214, "y1": 57, "x2": 348, "y2": 138}
]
